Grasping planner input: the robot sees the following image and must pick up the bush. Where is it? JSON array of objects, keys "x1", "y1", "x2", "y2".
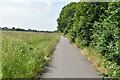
[{"x1": 57, "y1": 2, "x2": 120, "y2": 78}]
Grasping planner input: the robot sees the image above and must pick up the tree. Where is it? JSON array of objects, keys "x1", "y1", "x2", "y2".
[{"x1": 12, "y1": 27, "x2": 16, "y2": 31}]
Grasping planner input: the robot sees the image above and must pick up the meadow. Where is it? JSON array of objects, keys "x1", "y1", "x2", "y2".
[{"x1": 1, "y1": 31, "x2": 60, "y2": 78}]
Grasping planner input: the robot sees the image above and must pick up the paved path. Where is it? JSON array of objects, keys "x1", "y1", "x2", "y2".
[{"x1": 41, "y1": 36, "x2": 102, "y2": 78}]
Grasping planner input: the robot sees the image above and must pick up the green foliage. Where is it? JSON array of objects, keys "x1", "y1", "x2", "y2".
[
  {"x1": 1, "y1": 31, "x2": 60, "y2": 78},
  {"x1": 100, "y1": 59, "x2": 120, "y2": 79},
  {"x1": 57, "y1": 2, "x2": 120, "y2": 78},
  {"x1": 92, "y1": 2, "x2": 120, "y2": 65},
  {"x1": 57, "y1": 2, "x2": 77, "y2": 33}
]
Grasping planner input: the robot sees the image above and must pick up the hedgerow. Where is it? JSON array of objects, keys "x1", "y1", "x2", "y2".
[{"x1": 57, "y1": 2, "x2": 120, "y2": 78}]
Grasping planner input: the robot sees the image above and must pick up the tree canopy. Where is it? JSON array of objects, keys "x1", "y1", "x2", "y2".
[{"x1": 57, "y1": 2, "x2": 120, "y2": 78}]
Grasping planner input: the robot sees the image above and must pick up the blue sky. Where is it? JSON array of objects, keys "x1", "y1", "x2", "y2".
[{"x1": 0, "y1": 0, "x2": 79, "y2": 31}]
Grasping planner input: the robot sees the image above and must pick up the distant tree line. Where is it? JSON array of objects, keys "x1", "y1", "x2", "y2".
[{"x1": 0, "y1": 27, "x2": 55, "y2": 33}]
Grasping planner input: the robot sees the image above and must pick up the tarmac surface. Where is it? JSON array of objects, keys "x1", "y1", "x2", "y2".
[{"x1": 41, "y1": 36, "x2": 102, "y2": 78}]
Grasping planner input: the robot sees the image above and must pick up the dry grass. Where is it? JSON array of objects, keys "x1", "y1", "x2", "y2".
[{"x1": 80, "y1": 47, "x2": 109, "y2": 76}]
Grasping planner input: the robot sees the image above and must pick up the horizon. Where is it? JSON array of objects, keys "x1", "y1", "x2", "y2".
[
  {"x1": 0, "y1": 26, "x2": 57, "y2": 31},
  {"x1": 0, "y1": 0, "x2": 79, "y2": 31}
]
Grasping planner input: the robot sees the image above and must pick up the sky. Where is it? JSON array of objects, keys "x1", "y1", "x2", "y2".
[{"x1": 0, "y1": 0, "x2": 80, "y2": 31}]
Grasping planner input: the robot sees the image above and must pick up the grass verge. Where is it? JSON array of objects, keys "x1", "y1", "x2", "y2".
[
  {"x1": 1, "y1": 31, "x2": 60, "y2": 78},
  {"x1": 80, "y1": 47, "x2": 120, "y2": 79}
]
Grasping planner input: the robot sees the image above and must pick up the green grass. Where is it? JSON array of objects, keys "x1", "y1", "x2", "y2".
[
  {"x1": 78, "y1": 47, "x2": 120, "y2": 79},
  {"x1": 0, "y1": 31, "x2": 2, "y2": 79},
  {"x1": 1, "y1": 31, "x2": 60, "y2": 78}
]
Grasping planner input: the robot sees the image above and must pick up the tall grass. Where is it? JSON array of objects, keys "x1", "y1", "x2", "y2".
[
  {"x1": 0, "y1": 31, "x2": 2, "y2": 79},
  {"x1": 1, "y1": 31, "x2": 60, "y2": 78}
]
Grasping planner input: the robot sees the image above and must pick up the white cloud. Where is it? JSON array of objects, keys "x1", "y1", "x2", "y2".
[
  {"x1": 0, "y1": 1, "x2": 55, "y2": 30},
  {"x1": 0, "y1": 0, "x2": 80, "y2": 2},
  {"x1": 1, "y1": 3, "x2": 51, "y2": 17},
  {"x1": 1, "y1": 0, "x2": 26, "y2": 3},
  {"x1": 0, "y1": 0, "x2": 79, "y2": 31}
]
